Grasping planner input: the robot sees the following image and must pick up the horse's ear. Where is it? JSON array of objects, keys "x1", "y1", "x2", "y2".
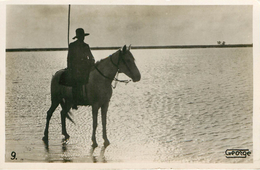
[
  {"x1": 122, "y1": 45, "x2": 127, "y2": 53},
  {"x1": 128, "y1": 44, "x2": 132, "y2": 51}
]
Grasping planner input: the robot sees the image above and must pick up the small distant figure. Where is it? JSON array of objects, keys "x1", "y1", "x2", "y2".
[
  {"x1": 67, "y1": 28, "x2": 95, "y2": 109},
  {"x1": 217, "y1": 41, "x2": 226, "y2": 45}
]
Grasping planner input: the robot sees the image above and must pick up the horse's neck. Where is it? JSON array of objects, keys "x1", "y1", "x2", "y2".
[{"x1": 96, "y1": 52, "x2": 119, "y2": 82}]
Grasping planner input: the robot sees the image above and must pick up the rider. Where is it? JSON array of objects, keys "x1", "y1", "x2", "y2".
[{"x1": 67, "y1": 28, "x2": 95, "y2": 109}]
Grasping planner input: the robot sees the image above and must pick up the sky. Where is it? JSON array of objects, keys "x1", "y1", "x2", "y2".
[{"x1": 6, "y1": 5, "x2": 252, "y2": 48}]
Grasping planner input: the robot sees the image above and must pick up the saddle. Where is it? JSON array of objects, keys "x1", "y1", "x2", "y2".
[
  {"x1": 59, "y1": 69, "x2": 74, "y2": 86},
  {"x1": 59, "y1": 69, "x2": 89, "y2": 105}
]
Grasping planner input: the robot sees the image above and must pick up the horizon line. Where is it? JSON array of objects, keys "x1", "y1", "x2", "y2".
[{"x1": 6, "y1": 44, "x2": 253, "y2": 52}]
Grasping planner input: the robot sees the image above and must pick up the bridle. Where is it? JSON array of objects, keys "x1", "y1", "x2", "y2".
[
  {"x1": 94, "y1": 50, "x2": 132, "y2": 88},
  {"x1": 111, "y1": 50, "x2": 134, "y2": 75}
]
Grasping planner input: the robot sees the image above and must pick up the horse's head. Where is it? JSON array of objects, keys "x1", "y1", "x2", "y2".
[{"x1": 117, "y1": 45, "x2": 141, "y2": 82}]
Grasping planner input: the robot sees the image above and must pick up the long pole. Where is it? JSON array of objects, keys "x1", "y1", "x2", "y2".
[{"x1": 68, "y1": 4, "x2": 71, "y2": 47}]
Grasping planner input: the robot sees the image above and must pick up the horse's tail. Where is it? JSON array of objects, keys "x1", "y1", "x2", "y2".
[
  {"x1": 60, "y1": 98, "x2": 75, "y2": 125},
  {"x1": 50, "y1": 69, "x2": 75, "y2": 125},
  {"x1": 67, "y1": 111, "x2": 75, "y2": 125}
]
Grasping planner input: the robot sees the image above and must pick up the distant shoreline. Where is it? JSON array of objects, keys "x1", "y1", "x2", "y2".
[{"x1": 6, "y1": 44, "x2": 253, "y2": 52}]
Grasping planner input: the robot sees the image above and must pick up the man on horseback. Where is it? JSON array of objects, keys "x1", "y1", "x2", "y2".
[{"x1": 67, "y1": 28, "x2": 95, "y2": 109}]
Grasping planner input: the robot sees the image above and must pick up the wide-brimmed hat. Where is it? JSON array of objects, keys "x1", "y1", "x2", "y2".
[{"x1": 72, "y1": 28, "x2": 89, "y2": 39}]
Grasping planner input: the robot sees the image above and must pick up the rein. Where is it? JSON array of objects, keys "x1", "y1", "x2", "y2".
[{"x1": 95, "y1": 51, "x2": 131, "y2": 88}]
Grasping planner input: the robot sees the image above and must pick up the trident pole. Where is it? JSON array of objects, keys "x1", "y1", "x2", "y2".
[{"x1": 68, "y1": 4, "x2": 71, "y2": 47}]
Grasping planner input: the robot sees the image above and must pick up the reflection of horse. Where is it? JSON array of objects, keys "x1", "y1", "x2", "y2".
[{"x1": 42, "y1": 45, "x2": 141, "y2": 152}]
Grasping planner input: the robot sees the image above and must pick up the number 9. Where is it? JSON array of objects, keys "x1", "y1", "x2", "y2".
[{"x1": 11, "y1": 151, "x2": 16, "y2": 160}]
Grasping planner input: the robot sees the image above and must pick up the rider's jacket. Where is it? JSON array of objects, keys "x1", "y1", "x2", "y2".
[{"x1": 67, "y1": 40, "x2": 95, "y2": 83}]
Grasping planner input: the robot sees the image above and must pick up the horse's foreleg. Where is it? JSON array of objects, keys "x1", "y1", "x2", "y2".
[
  {"x1": 91, "y1": 105, "x2": 99, "y2": 149},
  {"x1": 60, "y1": 100, "x2": 71, "y2": 141},
  {"x1": 101, "y1": 103, "x2": 110, "y2": 148},
  {"x1": 43, "y1": 101, "x2": 59, "y2": 145},
  {"x1": 60, "y1": 110, "x2": 70, "y2": 140}
]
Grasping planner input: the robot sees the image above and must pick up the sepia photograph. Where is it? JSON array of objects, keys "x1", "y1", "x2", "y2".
[{"x1": 1, "y1": 0, "x2": 260, "y2": 169}]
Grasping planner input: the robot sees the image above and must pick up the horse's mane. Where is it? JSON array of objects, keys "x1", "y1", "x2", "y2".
[
  {"x1": 91, "y1": 50, "x2": 120, "y2": 71},
  {"x1": 91, "y1": 57, "x2": 108, "y2": 71},
  {"x1": 93, "y1": 59, "x2": 103, "y2": 68},
  {"x1": 90, "y1": 49, "x2": 136, "y2": 71}
]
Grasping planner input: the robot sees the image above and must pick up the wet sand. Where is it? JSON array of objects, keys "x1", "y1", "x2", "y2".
[{"x1": 5, "y1": 48, "x2": 253, "y2": 163}]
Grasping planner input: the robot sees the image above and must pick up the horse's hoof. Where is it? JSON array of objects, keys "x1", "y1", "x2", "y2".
[
  {"x1": 62, "y1": 134, "x2": 70, "y2": 141},
  {"x1": 62, "y1": 135, "x2": 70, "y2": 144},
  {"x1": 65, "y1": 134, "x2": 70, "y2": 140},
  {"x1": 62, "y1": 139, "x2": 69, "y2": 145}
]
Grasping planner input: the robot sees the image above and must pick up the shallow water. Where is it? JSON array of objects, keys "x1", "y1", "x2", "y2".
[{"x1": 5, "y1": 48, "x2": 253, "y2": 163}]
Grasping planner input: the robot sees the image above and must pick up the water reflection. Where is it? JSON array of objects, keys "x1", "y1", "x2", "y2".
[
  {"x1": 43, "y1": 139, "x2": 108, "y2": 163},
  {"x1": 62, "y1": 143, "x2": 67, "y2": 152},
  {"x1": 90, "y1": 146, "x2": 107, "y2": 163},
  {"x1": 62, "y1": 138, "x2": 69, "y2": 152},
  {"x1": 61, "y1": 139, "x2": 73, "y2": 162},
  {"x1": 43, "y1": 139, "x2": 72, "y2": 162}
]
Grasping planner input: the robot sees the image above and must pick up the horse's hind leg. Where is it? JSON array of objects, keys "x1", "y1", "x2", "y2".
[
  {"x1": 60, "y1": 100, "x2": 71, "y2": 141},
  {"x1": 60, "y1": 110, "x2": 70, "y2": 141},
  {"x1": 42, "y1": 100, "x2": 59, "y2": 145}
]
